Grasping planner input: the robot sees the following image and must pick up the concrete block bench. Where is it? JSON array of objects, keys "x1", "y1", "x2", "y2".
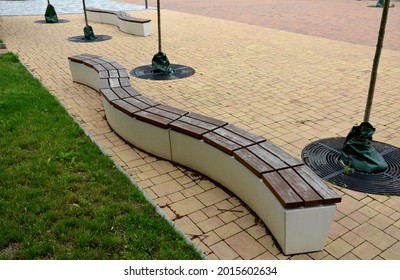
[
  {"x1": 68, "y1": 54, "x2": 342, "y2": 255},
  {"x1": 86, "y1": 7, "x2": 151, "y2": 37}
]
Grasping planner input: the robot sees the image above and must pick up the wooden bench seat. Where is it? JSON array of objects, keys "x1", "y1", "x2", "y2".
[
  {"x1": 85, "y1": 7, "x2": 151, "y2": 37},
  {"x1": 68, "y1": 53, "x2": 342, "y2": 255}
]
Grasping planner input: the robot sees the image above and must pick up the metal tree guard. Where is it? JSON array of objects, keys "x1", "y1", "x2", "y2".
[
  {"x1": 44, "y1": 0, "x2": 59, "y2": 23},
  {"x1": 82, "y1": 0, "x2": 95, "y2": 40},
  {"x1": 340, "y1": 0, "x2": 391, "y2": 173},
  {"x1": 131, "y1": 0, "x2": 195, "y2": 80}
]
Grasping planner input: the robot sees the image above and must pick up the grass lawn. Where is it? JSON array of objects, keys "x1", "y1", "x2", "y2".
[{"x1": 0, "y1": 52, "x2": 203, "y2": 260}]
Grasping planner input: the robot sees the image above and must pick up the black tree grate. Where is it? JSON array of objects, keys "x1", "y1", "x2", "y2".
[{"x1": 301, "y1": 137, "x2": 400, "y2": 195}]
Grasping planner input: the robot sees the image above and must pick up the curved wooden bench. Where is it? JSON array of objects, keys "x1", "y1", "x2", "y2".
[
  {"x1": 86, "y1": 7, "x2": 151, "y2": 37},
  {"x1": 68, "y1": 54, "x2": 342, "y2": 255}
]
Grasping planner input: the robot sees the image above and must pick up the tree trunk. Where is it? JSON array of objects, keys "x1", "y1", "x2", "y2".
[{"x1": 363, "y1": 0, "x2": 390, "y2": 122}]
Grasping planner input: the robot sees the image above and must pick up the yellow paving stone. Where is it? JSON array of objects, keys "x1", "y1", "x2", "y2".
[
  {"x1": 246, "y1": 224, "x2": 268, "y2": 239},
  {"x1": 202, "y1": 205, "x2": 223, "y2": 218},
  {"x1": 170, "y1": 196, "x2": 205, "y2": 216},
  {"x1": 325, "y1": 238, "x2": 353, "y2": 259},
  {"x1": 338, "y1": 216, "x2": 360, "y2": 230},
  {"x1": 137, "y1": 169, "x2": 160, "y2": 181},
  {"x1": 202, "y1": 231, "x2": 221, "y2": 247},
  {"x1": 340, "y1": 253, "x2": 360, "y2": 260},
  {"x1": 235, "y1": 214, "x2": 257, "y2": 230},
  {"x1": 225, "y1": 231, "x2": 267, "y2": 260},
  {"x1": 218, "y1": 211, "x2": 238, "y2": 224},
  {"x1": 253, "y1": 251, "x2": 278, "y2": 260},
  {"x1": 188, "y1": 210, "x2": 209, "y2": 224},
  {"x1": 181, "y1": 184, "x2": 205, "y2": 198},
  {"x1": 368, "y1": 214, "x2": 394, "y2": 230},
  {"x1": 341, "y1": 231, "x2": 365, "y2": 248},
  {"x1": 214, "y1": 222, "x2": 242, "y2": 239},
  {"x1": 150, "y1": 174, "x2": 174, "y2": 185},
  {"x1": 196, "y1": 188, "x2": 230, "y2": 207},
  {"x1": 174, "y1": 216, "x2": 203, "y2": 236},
  {"x1": 209, "y1": 241, "x2": 239, "y2": 260},
  {"x1": 197, "y1": 216, "x2": 225, "y2": 233},
  {"x1": 384, "y1": 225, "x2": 400, "y2": 240},
  {"x1": 151, "y1": 180, "x2": 183, "y2": 197},
  {"x1": 352, "y1": 223, "x2": 397, "y2": 251},
  {"x1": 380, "y1": 242, "x2": 400, "y2": 260},
  {"x1": 149, "y1": 160, "x2": 177, "y2": 174},
  {"x1": 167, "y1": 191, "x2": 186, "y2": 203},
  {"x1": 352, "y1": 242, "x2": 381, "y2": 260}
]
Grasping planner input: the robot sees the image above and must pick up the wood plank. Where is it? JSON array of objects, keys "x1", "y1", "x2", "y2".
[
  {"x1": 146, "y1": 107, "x2": 182, "y2": 121},
  {"x1": 122, "y1": 86, "x2": 141, "y2": 97},
  {"x1": 294, "y1": 166, "x2": 342, "y2": 204},
  {"x1": 109, "y1": 78, "x2": 120, "y2": 88},
  {"x1": 278, "y1": 169, "x2": 323, "y2": 207},
  {"x1": 224, "y1": 124, "x2": 265, "y2": 144},
  {"x1": 259, "y1": 141, "x2": 303, "y2": 167},
  {"x1": 124, "y1": 97, "x2": 151, "y2": 110},
  {"x1": 112, "y1": 87, "x2": 130, "y2": 99},
  {"x1": 213, "y1": 127, "x2": 254, "y2": 147},
  {"x1": 170, "y1": 120, "x2": 208, "y2": 139},
  {"x1": 111, "y1": 99, "x2": 140, "y2": 116},
  {"x1": 233, "y1": 148, "x2": 274, "y2": 177},
  {"x1": 135, "y1": 95, "x2": 160, "y2": 107},
  {"x1": 100, "y1": 88, "x2": 118, "y2": 102},
  {"x1": 178, "y1": 116, "x2": 219, "y2": 131},
  {"x1": 156, "y1": 104, "x2": 188, "y2": 116},
  {"x1": 247, "y1": 144, "x2": 289, "y2": 170},
  {"x1": 134, "y1": 111, "x2": 171, "y2": 128},
  {"x1": 187, "y1": 112, "x2": 227, "y2": 127},
  {"x1": 119, "y1": 78, "x2": 131, "y2": 87},
  {"x1": 99, "y1": 78, "x2": 109, "y2": 89},
  {"x1": 202, "y1": 132, "x2": 241, "y2": 155},
  {"x1": 261, "y1": 172, "x2": 304, "y2": 208}
]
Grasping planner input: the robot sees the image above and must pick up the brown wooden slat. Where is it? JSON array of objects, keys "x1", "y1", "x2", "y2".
[
  {"x1": 100, "y1": 88, "x2": 119, "y2": 102},
  {"x1": 233, "y1": 148, "x2": 274, "y2": 177},
  {"x1": 278, "y1": 169, "x2": 323, "y2": 207},
  {"x1": 170, "y1": 120, "x2": 208, "y2": 139},
  {"x1": 213, "y1": 127, "x2": 254, "y2": 147},
  {"x1": 124, "y1": 97, "x2": 151, "y2": 110},
  {"x1": 118, "y1": 70, "x2": 129, "y2": 78},
  {"x1": 112, "y1": 87, "x2": 130, "y2": 99},
  {"x1": 261, "y1": 172, "x2": 304, "y2": 208},
  {"x1": 202, "y1": 132, "x2": 241, "y2": 155},
  {"x1": 108, "y1": 69, "x2": 119, "y2": 78},
  {"x1": 224, "y1": 124, "x2": 266, "y2": 144},
  {"x1": 93, "y1": 64, "x2": 106, "y2": 72},
  {"x1": 156, "y1": 104, "x2": 188, "y2": 116},
  {"x1": 178, "y1": 116, "x2": 220, "y2": 131},
  {"x1": 109, "y1": 78, "x2": 120, "y2": 88},
  {"x1": 119, "y1": 78, "x2": 131, "y2": 87},
  {"x1": 134, "y1": 111, "x2": 171, "y2": 128},
  {"x1": 122, "y1": 86, "x2": 141, "y2": 97},
  {"x1": 99, "y1": 78, "x2": 109, "y2": 89},
  {"x1": 187, "y1": 112, "x2": 227, "y2": 127},
  {"x1": 259, "y1": 141, "x2": 303, "y2": 167},
  {"x1": 111, "y1": 99, "x2": 141, "y2": 116},
  {"x1": 247, "y1": 144, "x2": 289, "y2": 170},
  {"x1": 294, "y1": 166, "x2": 342, "y2": 204},
  {"x1": 146, "y1": 107, "x2": 182, "y2": 121},
  {"x1": 135, "y1": 95, "x2": 160, "y2": 107}
]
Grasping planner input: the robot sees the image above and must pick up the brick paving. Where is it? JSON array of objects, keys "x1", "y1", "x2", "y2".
[{"x1": 0, "y1": 1, "x2": 400, "y2": 260}]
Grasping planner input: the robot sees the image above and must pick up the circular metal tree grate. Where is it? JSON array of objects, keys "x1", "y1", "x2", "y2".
[
  {"x1": 67, "y1": 35, "x2": 112, "y2": 43},
  {"x1": 130, "y1": 64, "x2": 195, "y2": 80},
  {"x1": 34, "y1": 19, "x2": 69, "y2": 24},
  {"x1": 302, "y1": 137, "x2": 400, "y2": 195}
]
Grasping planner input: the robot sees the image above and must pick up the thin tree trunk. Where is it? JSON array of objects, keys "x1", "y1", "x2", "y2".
[{"x1": 363, "y1": 0, "x2": 390, "y2": 122}]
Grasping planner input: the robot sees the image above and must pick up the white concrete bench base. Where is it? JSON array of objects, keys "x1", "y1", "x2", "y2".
[
  {"x1": 86, "y1": 8, "x2": 151, "y2": 37},
  {"x1": 68, "y1": 54, "x2": 342, "y2": 255}
]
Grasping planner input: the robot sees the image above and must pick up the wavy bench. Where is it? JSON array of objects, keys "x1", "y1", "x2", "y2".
[
  {"x1": 86, "y1": 7, "x2": 151, "y2": 37},
  {"x1": 68, "y1": 54, "x2": 342, "y2": 255}
]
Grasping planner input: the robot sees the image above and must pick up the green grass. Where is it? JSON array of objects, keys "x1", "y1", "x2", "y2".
[{"x1": 0, "y1": 52, "x2": 203, "y2": 260}]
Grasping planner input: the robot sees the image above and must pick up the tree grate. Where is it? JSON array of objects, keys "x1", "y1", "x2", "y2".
[{"x1": 301, "y1": 137, "x2": 400, "y2": 195}]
